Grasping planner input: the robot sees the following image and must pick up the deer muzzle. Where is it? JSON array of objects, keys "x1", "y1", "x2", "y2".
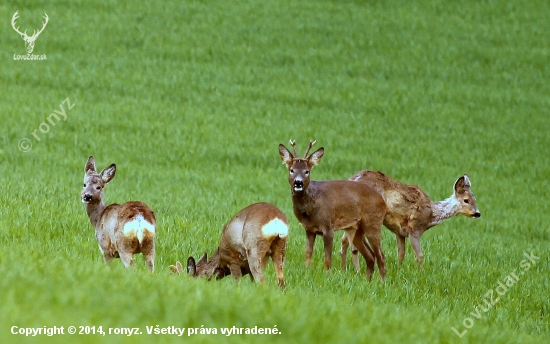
[{"x1": 293, "y1": 179, "x2": 304, "y2": 191}]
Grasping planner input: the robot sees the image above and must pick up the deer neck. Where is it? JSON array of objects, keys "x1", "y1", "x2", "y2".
[
  {"x1": 291, "y1": 186, "x2": 318, "y2": 216},
  {"x1": 429, "y1": 195, "x2": 460, "y2": 227},
  {"x1": 85, "y1": 201, "x2": 107, "y2": 229}
]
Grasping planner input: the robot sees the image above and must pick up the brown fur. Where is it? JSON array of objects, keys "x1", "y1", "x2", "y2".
[
  {"x1": 342, "y1": 170, "x2": 481, "y2": 269},
  {"x1": 279, "y1": 141, "x2": 387, "y2": 281},
  {"x1": 81, "y1": 156, "x2": 156, "y2": 272},
  {"x1": 178, "y1": 203, "x2": 289, "y2": 289}
]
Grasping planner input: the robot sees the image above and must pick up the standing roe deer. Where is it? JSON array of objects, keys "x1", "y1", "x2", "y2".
[
  {"x1": 171, "y1": 203, "x2": 289, "y2": 289},
  {"x1": 278, "y1": 140, "x2": 387, "y2": 281},
  {"x1": 81, "y1": 156, "x2": 156, "y2": 272},
  {"x1": 342, "y1": 171, "x2": 480, "y2": 269}
]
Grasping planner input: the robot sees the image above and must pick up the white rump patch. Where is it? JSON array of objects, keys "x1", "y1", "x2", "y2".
[
  {"x1": 261, "y1": 218, "x2": 289, "y2": 238},
  {"x1": 123, "y1": 214, "x2": 155, "y2": 243}
]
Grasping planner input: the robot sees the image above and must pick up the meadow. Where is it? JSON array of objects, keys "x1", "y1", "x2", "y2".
[{"x1": 0, "y1": 0, "x2": 549, "y2": 343}]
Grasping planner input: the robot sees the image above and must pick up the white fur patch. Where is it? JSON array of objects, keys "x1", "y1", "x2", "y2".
[
  {"x1": 123, "y1": 214, "x2": 155, "y2": 243},
  {"x1": 261, "y1": 218, "x2": 289, "y2": 238}
]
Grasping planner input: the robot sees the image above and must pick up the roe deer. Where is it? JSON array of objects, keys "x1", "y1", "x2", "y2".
[
  {"x1": 171, "y1": 203, "x2": 289, "y2": 289},
  {"x1": 81, "y1": 156, "x2": 156, "y2": 272},
  {"x1": 342, "y1": 171, "x2": 480, "y2": 269},
  {"x1": 278, "y1": 140, "x2": 387, "y2": 281}
]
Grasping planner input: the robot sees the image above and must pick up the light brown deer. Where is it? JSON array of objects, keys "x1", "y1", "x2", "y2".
[
  {"x1": 81, "y1": 156, "x2": 156, "y2": 272},
  {"x1": 342, "y1": 171, "x2": 481, "y2": 269},
  {"x1": 171, "y1": 203, "x2": 289, "y2": 289},
  {"x1": 278, "y1": 140, "x2": 387, "y2": 281}
]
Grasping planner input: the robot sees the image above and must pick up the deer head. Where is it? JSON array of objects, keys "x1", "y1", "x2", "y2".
[
  {"x1": 453, "y1": 174, "x2": 481, "y2": 218},
  {"x1": 279, "y1": 140, "x2": 324, "y2": 192},
  {"x1": 81, "y1": 156, "x2": 116, "y2": 204},
  {"x1": 185, "y1": 252, "x2": 228, "y2": 280},
  {"x1": 11, "y1": 11, "x2": 49, "y2": 54}
]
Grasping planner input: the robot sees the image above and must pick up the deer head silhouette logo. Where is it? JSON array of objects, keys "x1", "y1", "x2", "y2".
[{"x1": 11, "y1": 11, "x2": 49, "y2": 54}]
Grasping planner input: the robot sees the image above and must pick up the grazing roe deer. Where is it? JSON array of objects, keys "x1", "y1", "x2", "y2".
[
  {"x1": 279, "y1": 140, "x2": 387, "y2": 281},
  {"x1": 342, "y1": 171, "x2": 480, "y2": 269},
  {"x1": 81, "y1": 156, "x2": 156, "y2": 272},
  {"x1": 171, "y1": 203, "x2": 289, "y2": 289}
]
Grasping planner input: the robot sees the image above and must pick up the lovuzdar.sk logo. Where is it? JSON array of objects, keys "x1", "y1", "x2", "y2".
[{"x1": 11, "y1": 10, "x2": 48, "y2": 61}]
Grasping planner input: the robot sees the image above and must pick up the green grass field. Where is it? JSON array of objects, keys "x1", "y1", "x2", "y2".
[{"x1": 1, "y1": 0, "x2": 549, "y2": 343}]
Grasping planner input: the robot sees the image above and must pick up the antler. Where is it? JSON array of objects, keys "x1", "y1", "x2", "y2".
[
  {"x1": 289, "y1": 139, "x2": 298, "y2": 157},
  {"x1": 11, "y1": 11, "x2": 26, "y2": 37},
  {"x1": 303, "y1": 140, "x2": 317, "y2": 158},
  {"x1": 30, "y1": 13, "x2": 49, "y2": 39}
]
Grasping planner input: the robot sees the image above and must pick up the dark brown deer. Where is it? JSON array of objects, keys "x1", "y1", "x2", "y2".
[
  {"x1": 171, "y1": 203, "x2": 289, "y2": 289},
  {"x1": 278, "y1": 140, "x2": 387, "y2": 281},
  {"x1": 342, "y1": 171, "x2": 481, "y2": 269},
  {"x1": 81, "y1": 156, "x2": 156, "y2": 272}
]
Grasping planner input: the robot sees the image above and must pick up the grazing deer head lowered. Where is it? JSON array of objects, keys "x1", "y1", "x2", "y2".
[
  {"x1": 279, "y1": 140, "x2": 388, "y2": 281},
  {"x1": 11, "y1": 11, "x2": 49, "y2": 54},
  {"x1": 171, "y1": 203, "x2": 289, "y2": 289}
]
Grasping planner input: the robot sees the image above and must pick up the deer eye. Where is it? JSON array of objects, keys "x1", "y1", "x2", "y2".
[
  {"x1": 95, "y1": 186, "x2": 101, "y2": 190},
  {"x1": 305, "y1": 170, "x2": 310, "y2": 176},
  {"x1": 290, "y1": 169, "x2": 294, "y2": 174},
  {"x1": 83, "y1": 183, "x2": 86, "y2": 187},
  {"x1": 464, "y1": 199, "x2": 469, "y2": 204}
]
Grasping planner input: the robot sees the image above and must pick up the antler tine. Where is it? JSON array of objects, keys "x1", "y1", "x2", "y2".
[
  {"x1": 32, "y1": 13, "x2": 49, "y2": 38},
  {"x1": 303, "y1": 140, "x2": 317, "y2": 158},
  {"x1": 11, "y1": 11, "x2": 25, "y2": 36},
  {"x1": 289, "y1": 139, "x2": 298, "y2": 157}
]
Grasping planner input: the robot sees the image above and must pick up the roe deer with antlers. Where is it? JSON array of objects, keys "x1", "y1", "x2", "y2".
[
  {"x1": 342, "y1": 171, "x2": 480, "y2": 269},
  {"x1": 278, "y1": 140, "x2": 387, "y2": 281},
  {"x1": 171, "y1": 203, "x2": 289, "y2": 289},
  {"x1": 81, "y1": 156, "x2": 156, "y2": 272}
]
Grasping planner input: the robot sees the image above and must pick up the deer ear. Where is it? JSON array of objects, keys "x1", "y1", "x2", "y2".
[
  {"x1": 187, "y1": 257, "x2": 197, "y2": 276},
  {"x1": 100, "y1": 164, "x2": 116, "y2": 184},
  {"x1": 278, "y1": 144, "x2": 294, "y2": 168},
  {"x1": 169, "y1": 261, "x2": 183, "y2": 274},
  {"x1": 85, "y1": 156, "x2": 96, "y2": 174},
  {"x1": 197, "y1": 252, "x2": 208, "y2": 266},
  {"x1": 309, "y1": 147, "x2": 324, "y2": 166},
  {"x1": 454, "y1": 174, "x2": 471, "y2": 194}
]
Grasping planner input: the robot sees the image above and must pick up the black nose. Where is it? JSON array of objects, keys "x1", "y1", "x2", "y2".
[
  {"x1": 473, "y1": 212, "x2": 481, "y2": 218},
  {"x1": 83, "y1": 194, "x2": 92, "y2": 202},
  {"x1": 294, "y1": 180, "x2": 303, "y2": 188}
]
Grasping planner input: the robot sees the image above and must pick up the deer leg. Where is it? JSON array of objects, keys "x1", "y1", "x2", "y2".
[
  {"x1": 351, "y1": 230, "x2": 375, "y2": 281},
  {"x1": 363, "y1": 223, "x2": 386, "y2": 281},
  {"x1": 246, "y1": 247, "x2": 265, "y2": 284},
  {"x1": 228, "y1": 262, "x2": 243, "y2": 281},
  {"x1": 409, "y1": 233, "x2": 424, "y2": 269},
  {"x1": 396, "y1": 234, "x2": 406, "y2": 267},
  {"x1": 322, "y1": 232, "x2": 334, "y2": 271},
  {"x1": 351, "y1": 238, "x2": 367, "y2": 272},
  {"x1": 340, "y1": 232, "x2": 350, "y2": 270},
  {"x1": 103, "y1": 255, "x2": 116, "y2": 267},
  {"x1": 342, "y1": 230, "x2": 362, "y2": 272},
  {"x1": 140, "y1": 234, "x2": 155, "y2": 272},
  {"x1": 305, "y1": 231, "x2": 316, "y2": 268},
  {"x1": 271, "y1": 237, "x2": 287, "y2": 290},
  {"x1": 119, "y1": 251, "x2": 135, "y2": 268}
]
